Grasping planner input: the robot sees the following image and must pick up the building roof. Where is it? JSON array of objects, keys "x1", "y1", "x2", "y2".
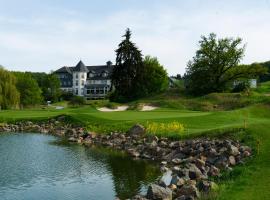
[
  {"x1": 54, "y1": 66, "x2": 73, "y2": 74},
  {"x1": 54, "y1": 61, "x2": 114, "y2": 76},
  {"x1": 73, "y1": 60, "x2": 89, "y2": 72}
]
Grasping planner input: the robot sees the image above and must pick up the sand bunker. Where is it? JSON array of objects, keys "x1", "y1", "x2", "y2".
[
  {"x1": 98, "y1": 106, "x2": 129, "y2": 112},
  {"x1": 141, "y1": 105, "x2": 158, "y2": 111}
]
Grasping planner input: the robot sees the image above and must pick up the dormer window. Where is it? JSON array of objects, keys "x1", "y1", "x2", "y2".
[
  {"x1": 102, "y1": 71, "x2": 108, "y2": 77},
  {"x1": 88, "y1": 71, "x2": 94, "y2": 78}
]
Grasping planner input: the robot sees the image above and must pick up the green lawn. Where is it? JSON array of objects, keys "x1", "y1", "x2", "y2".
[{"x1": 0, "y1": 103, "x2": 270, "y2": 199}]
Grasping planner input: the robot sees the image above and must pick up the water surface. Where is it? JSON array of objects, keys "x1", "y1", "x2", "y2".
[{"x1": 0, "y1": 133, "x2": 161, "y2": 200}]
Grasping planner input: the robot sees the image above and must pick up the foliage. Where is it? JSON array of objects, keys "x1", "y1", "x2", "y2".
[
  {"x1": 0, "y1": 67, "x2": 20, "y2": 109},
  {"x1": 258, "y1": 61, "x2": 270, "y2": 82},
  {"x1": 68, "y1": 96, "x2": 86, "y2": 106},
  {"x1": 146, "y1": 121, "x2": 185, "y2": 137},
  {"x1": 111, "y1": 28, "x2": 144, "y2": 102},
  {"x1": 142, "y1": 56, "x2": 169, "y2": 95},
  {"x1": 13, "y1": 72, "x2": 43, "y2": 107},
  {"x1": 232, "y1": 80, "x2": 250, "y2": 93},
  {"x1": 185, "y1": 33, "x2": 267, "y2": 95},
  {"x1": 60, "y1": 91, "x2": 74, "y2": 101},
  {"x1": 31, "y1": 72, "x2": 61, "y2": 102}
]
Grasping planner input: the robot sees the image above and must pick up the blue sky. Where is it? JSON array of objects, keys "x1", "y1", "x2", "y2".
[{"x1": 0, "y1": 0, "x2": 270, "y2": 75}]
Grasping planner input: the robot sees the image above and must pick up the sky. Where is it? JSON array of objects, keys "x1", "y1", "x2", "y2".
[{"x1": 0, "y1": 0, "x2": 270, "y2": 75}]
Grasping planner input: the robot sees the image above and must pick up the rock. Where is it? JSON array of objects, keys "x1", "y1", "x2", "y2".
[
  {"x1": 208, "y1": 166, "x2": 220, "y2": 177},
  {"x1": 68, "y1": 137, "x2": 77, "y2": 142},
  {"x1": 174, "y1": 195, "x2": 195, "y2": 200},
  {"x1": 146, "y1": 184, "x2": 172, "y2": 200},
  {"x1": 240, "y1": 146, "x2": 252, "y2": 153},
  {"x1": 127, "y1": 149, "x2": 140, "y2": 158},
  {"x1": 177, "y1": 184, "x2": 200, "y2": 198},
  {"x1": 170, "y1": 175, "x2": 185, "y2": 187},
  {"x1": 160, "y1": 166, "x2": 169, "y2": 172},
  {"x1": 169, "y1": 184, "x2": 177, "y2": 190},
  {"x1": 172, "y1": 158, "x2": 183, "y2": 164},
  {"x1": 188, "y1": 164, "x2": 203, "y2": 180},
  {"x1": 172, "y1": 153, "x2": 186, "y2": 160},
  {"x1": 243, "y1": 151, "x2": 251, "y2": 157},
  {"x1": 170, "y1": 175, "x2": 182, "y2": 186},
  {"x1": 229, "y1": 145, "x2": 240, "y2": 156},
  {"x1": 197, "y1": 180, "x2": 212, "y2": 192},
  {"x1": 194, "y1": 159, "x2": 205, "y2": 170},
  {"x1": 131, "y1": 195, "x2": 148, "y2": 200},
  {"x1": 158, "y1": 180, "x2": 167, "y2": 188},
  {"x1": 215, "y1": 156, "x2": 228, "y2": 169},
  {"x1": 229, "y1": 156, "x2": 236, "y2": 166},
  {"x1": 161, "y1": 161, "x2": 167, "y2": 165},
  {"x1": 128, "y1": 124, "x2": 145, "y2": 137}
]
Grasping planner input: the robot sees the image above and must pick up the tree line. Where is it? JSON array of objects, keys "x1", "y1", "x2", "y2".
[
  {"x1": 0, "y1": 68, "x2": 61, "y2": 109},
  {"x1": 1, "y1": 29, "x2": 268, "y2": 109},
  {"x1": 111, "y1": 30, "x2": 267, "y2": 99}
]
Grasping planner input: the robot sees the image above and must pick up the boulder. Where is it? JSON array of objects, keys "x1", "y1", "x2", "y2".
[
  {"x1": 228, "y1": 156, "x2": 236, "y2": 166},
  {"x1": 174, "y1": 195, "x2": 195, "y2": 200},
  {"x1": 188, "y1": 164, "x2": 203, "y2": 180},
  {"x1": 68, "y1": 137, "x2": 77, "y2": 142},
  {"x1": 131, "y1": 195, "x2": 149, "y2": 200},
  {"x1": 146, "y1": 184, "x2": 172, "y2": 200},
  {"x1": 170, "y1": 175, "x2": 185, "y2": 187},
  {"x1": 128, "y1": 124, "x2": 145, "y2": 137},
  {"x1": 228, "y1": 145, "x2": 240, "y2": 156},
  {"x1": 177, "y1": 184, "x2": 200, "y2": 198}
]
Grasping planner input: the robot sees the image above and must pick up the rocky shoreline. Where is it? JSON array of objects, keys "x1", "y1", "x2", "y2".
[{"x1": 0, "y1": 117, "x2": 252, "y2": 200}]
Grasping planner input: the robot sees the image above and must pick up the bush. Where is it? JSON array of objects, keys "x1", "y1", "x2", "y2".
[
  {"x1": 232, "y1": 81, "x2": 250, "y2": 92},
  {"x1": 68, "y1": 96, "x2": 86, "y2": 106},
  {"x1": 60, "y1": 91, "x2": 74, "y2": 101}
]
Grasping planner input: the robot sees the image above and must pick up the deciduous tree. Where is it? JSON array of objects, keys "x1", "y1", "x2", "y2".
[{"x1": 185, "y1": 33, "x2": 267, "y2": 95}]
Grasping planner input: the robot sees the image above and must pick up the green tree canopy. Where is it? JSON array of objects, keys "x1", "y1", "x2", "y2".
[
  {"x1": 0, "y1": 67, "x2": 20, "y2": 109},
  {"x1": 111, "y1": 28, "x2": 144, "y2": 101},
  {"x1": 185, "y1": 33, "x2": 267, "y2": 95},
  {"x1": 142, "y1": 56, "x2": 169, "y2": 95},
  {"x1": 31, "y1": 72, "x2": 61, "y2": 102},
  {"x1": 13, "y1": 72, "x2": 43, "y2": 107}
]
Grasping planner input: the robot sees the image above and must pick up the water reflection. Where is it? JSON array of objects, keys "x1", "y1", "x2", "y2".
[{"x1": 0, "y1": 133, "x2": 160, "y2": 200}]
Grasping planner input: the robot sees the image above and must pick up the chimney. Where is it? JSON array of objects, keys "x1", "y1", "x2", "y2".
[{"x1": 106, "y1": 61, "x2": 112, "y2": 66}]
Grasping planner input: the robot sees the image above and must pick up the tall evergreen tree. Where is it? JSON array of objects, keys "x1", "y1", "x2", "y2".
[{"x1": 111, "y1": 28, "x2": 144, "y2": 101}]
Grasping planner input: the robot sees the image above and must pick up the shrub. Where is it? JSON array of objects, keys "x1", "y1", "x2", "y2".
[
  {"x1": 69, "y1": 96, "x2": 86, "y2": 106},
  {"x1": 146, "y1": 121, "x2": 185, "y2": 136}
]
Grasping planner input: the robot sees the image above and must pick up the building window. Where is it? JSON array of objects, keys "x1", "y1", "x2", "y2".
[
  {"x1": 75, "y1": 89, "x2": 78, "y2": 95},
  {"x1": 81, "y1": 74, "x2": 84, "y2": 79},
  {"x1": 81, "y1": 80, "x2": 84, "y2": 86},
  {"x1": 75, "y1": 73, "x2": 78, "y2": 79},
  {"x1": 76, "y1": 80, "x2": 78, "y2": 86}
]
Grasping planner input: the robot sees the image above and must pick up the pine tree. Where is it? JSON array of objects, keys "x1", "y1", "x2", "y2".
[{"x1": 111, "y1": 28, "x2": 143, "y2": 101}]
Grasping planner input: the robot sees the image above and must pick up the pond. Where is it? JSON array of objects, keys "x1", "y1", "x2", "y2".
[{"x1": 0, "y1": 133, "x2": 161, "y2": 200}]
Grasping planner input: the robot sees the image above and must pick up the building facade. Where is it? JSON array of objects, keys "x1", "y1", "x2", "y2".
[{"x1": 55, "y1": 60, "x2": 114, "y2": 99}]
